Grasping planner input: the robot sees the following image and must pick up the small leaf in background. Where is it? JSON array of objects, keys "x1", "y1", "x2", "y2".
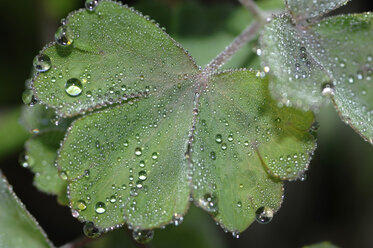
[
  {"x1": 24, "y1": 131, "x2": 68, "y2": 205},
  {"x1": 285, "y1": 0, "x2": 350, "y2": 23},
  {"x1": 0, "y1": 171, "x2": 53, "y2": 248}
]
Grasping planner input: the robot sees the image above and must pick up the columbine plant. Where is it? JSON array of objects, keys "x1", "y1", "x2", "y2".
[{"x1": 1, "y1": 0, "x2": 371, "y2": 246}]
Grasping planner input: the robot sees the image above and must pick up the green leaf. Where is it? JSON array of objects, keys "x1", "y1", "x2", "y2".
[
  {"x1": 33, "y1": 1, "x2": 197, "y2": 117},
  {"x1": 33, "y1": 1, "x2": 315, "y2": 234},
  {"x1": 285, "y1": 0, "x2": 350, "y2": 22},
  {"x1": 311, "y1": 14, "x2": 373, "y2": 144},
  {"x1": 24, "y1": 131, "x2": 68, "y2": 205},
  {"x1": 58, "y1": 76, "x2": 195, "y2": 230},
  {"x1": 0, "y1": 108, "x2": 29, "y2": 159},
  {"x1": 192, "y1": 70, "x2": 315, "y2": 232},
  {"x1": 260, "y1": 13, "x2": 373, "y2": 143},
  {"x1": 260, "y1": 14, "x2": 331, "y2": 111},
  {"x1": 0, "y1": 171, "x2": 53, "y2": 248}
]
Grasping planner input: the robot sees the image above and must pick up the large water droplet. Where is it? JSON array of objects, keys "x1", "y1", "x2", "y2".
[
  {"x1": 132, "y1": 230, "x2": 154, "y2": 244},
  {"x1": 83, "y1": 222, "x2": 101, "y2": 238},
  {"x1": 33, "y1": 54, "x2": 51, "y2": 72},
  {"x1": 55, "y1": 26, "x2": 74, "y2": 46},
  {"x1": 85, "y1": 0, "x2": 99, "y2": 11},
  {"x1": 65, "y1": 78, "x2": 83, "y2": 96},
  {"x1": 255, "y1": 206, "x2": 273, "y2": 224},
  {"x1": 95, "y1": 202, "x2": 106, "y2": 214}
]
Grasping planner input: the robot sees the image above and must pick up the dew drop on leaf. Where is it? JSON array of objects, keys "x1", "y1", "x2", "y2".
[
  {"x1": 95, "y1": 202, "x2": 106, "y2": 214},
  {"x1": 65, "y1": 78, "x2": 83, "y2": 96},
  {"x1": 138, "y1": 171, "x2": 147, "y2": 181},
  {"x1": 77, "y1": 200, "x2": 87, "y2": 210},
  {"x1": 172, "y1": 213, "x2": 184, "y2": 226},
  {"x1": 33, "y1": 54, "x2": 51, "y2": 72},
  {"x1": 60, "y1": 171, "x2": 68, "y2": 180},
  {"x1": 255, "y1": 206, "x2": 273, "y2": 224},
  {"x1": 215, "y1": 134, "x2": 222, "y2": 143},
  {"x1": 132, "y1": 229, "x2": 154, "y2": 244},
  {"x1": 151, "y1": 152, "x2": 158, "y2": 160},
  {"x1": 135, "y1": 147, "x2": 142, "y2": 156},
  {"x1": 85, "y1": 0, "x2": 99, "y2": 11},
  {"x1": 55, "y1": 26, "x2": 74, "y2": 46},
  {"x1": 83, "y1": 222, "x2": 101, "y2": 238}
]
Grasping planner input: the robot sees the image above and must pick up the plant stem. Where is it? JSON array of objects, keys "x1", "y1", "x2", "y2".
[
  {"x1": 239, "y1": 0, "x2": 265, "y2": 21},
  {"x1": 202, "y1": 21, "x2": 262, "y2": 75}
]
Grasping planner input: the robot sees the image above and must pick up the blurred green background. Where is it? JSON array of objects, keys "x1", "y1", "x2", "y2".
[{"x1": 0, "y1": 0, "x2": 373, "y2": 247}]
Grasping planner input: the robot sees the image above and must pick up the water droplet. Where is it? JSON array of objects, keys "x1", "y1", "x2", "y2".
[
  {"x1": 255, "y1": 206, "x2": 273, "y2": 224},
  {"x1": 33, "y1": 54, "x2": 51, "y2": 72},
  {"x1": 55, "y1": 26, "x2": 74, "y2": 46},
  {"x1": 199, "y1": 193, "x2": 218, "y2": 213},
  {"x1": 138, "y1": 171, "x2": 147, "y2": 181},
  {"x1": 348, "y1": 75, "x2": 354, "y2": 84},
  {"x1": 215, "y1": 134, "x2": 222, "y2": 143},
  {"x1": 83, "y1": 222, "x2": 101, "y2": 238},
  {"x1": 132, "y1": 230, "x2": 154, "y2": 244},
  {"x1": 139, "y1": 160, "x2": 145, "y2": 168},
  {"x1": 22, "y1": 90, "x2": 38, "y2": 106},
  {"x1": 18, "y1": 152, "x2": 29, "y2": 168},
  {"x1": 237, "y1": 201, "x2": 242, "y2": 208},
  {"x1": 232, "y1": 231, "x2": 240, "y2": 239},
  {"x1": 151, "y1": 152, "x2": 158, "y2": 160},
  {"x1": 71, "y1": 209, "x2": 80, "y2": 218},
  {"x1": 65, "y1": 78, "x2": 83, "y2": 96},
  {"x1": 95, "y1": 202, "x2": 106, "y2": 214},
  {"x1": 321, "y1": 83, "x2": 335, "y2": 96},
  {"x1": 77, "y1": 200, "x2": 87, "y2": 210},
  {"x1": 135, "y1": 147, "x2": 142, "y2": 156},
  {"x1": 172, "y1": 214, "x2": 184, "y2": 226},
  {"x1": 210, "y1": 151, "x2": 216, "y2": 160},
  {"x1": 60, "y1": 171, "x2": 68, "y2": 180},
  {"x1": 221, "y1": 143, "x2": 227, "y2": 150},
  {"x1": 85, "y1": 0, "x2": 99, "y2": 11},
  {"x1": 109, "y1": 195, "x2": 116, "y2": 203},
  {"x1": 130, "y1": 187, "x2": 139, "y2": 196},
  {"x1": 227, "y1": 134, "x2": 233, "y2": 142}
]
